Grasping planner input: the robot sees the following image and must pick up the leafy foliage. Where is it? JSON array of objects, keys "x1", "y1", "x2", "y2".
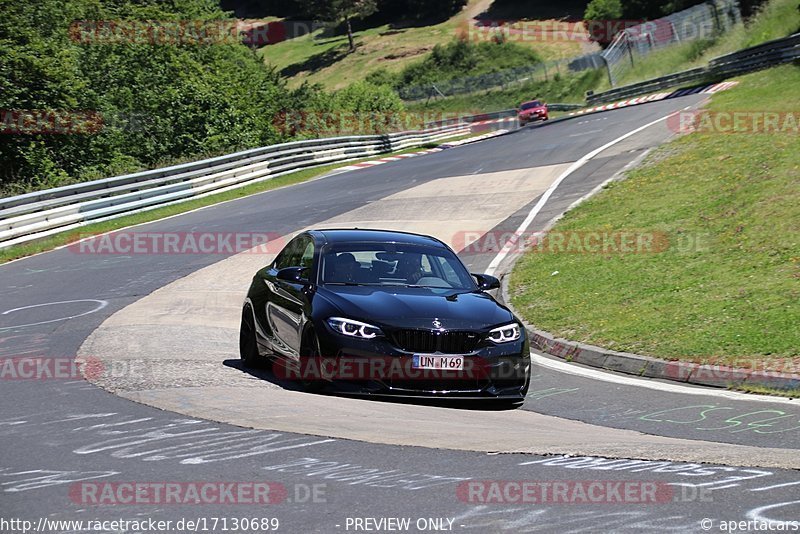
[
  {"x1": 584, "y1": 0, "x2": 623, "y2": 21},
  {"x1": 0, "y1": 0, "x2": 402, "y2": 196}
]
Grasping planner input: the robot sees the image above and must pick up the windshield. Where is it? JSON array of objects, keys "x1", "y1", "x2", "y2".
[
  {"x1": 520, "y1": 100, "x2": 542, "y2": 110},
  {"x1": 320, "y1": 242, "x2": 477, "y2": 290}
]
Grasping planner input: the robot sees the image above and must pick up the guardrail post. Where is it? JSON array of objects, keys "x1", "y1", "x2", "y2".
[
  {"x1": 626, "y1": 34, "x2": 635, "y2": 67},
  {"x1": 670, "y1": 21, "x2": 680, "y2": 42},
  {"x1": 602, "y1": 55, "x2": 615, "y2": 87},
  {"x1": 707, "y1": 0, "x2": 722, "y2": 33}
]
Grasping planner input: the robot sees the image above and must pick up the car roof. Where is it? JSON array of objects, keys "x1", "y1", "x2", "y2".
[
  {"x1": 521, "y1": 99, "x2": 542, "y2": 106},
  {"x1": 310, "y1": 228, "x2": 448, "y2": 248}
]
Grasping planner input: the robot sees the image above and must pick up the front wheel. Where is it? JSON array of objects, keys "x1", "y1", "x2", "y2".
[
  {"x1": 240, "y1": 305, "x2": 267, "y2": 368},
  {"x1": 299, "y1": 329, "x2": 326, "y2": 392}
]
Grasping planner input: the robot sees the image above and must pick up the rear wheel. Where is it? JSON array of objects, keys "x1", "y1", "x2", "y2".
[{"x1": 239, "y1": 305, "x2": 266, "y2": 368}]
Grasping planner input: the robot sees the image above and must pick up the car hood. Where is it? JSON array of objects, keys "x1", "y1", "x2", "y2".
[{"x1": 315, "y1": 286, "x2": 515, "y2": 330}]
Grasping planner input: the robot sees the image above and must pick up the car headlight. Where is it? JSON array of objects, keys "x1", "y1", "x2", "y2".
[
  {"x1": 488, "y1": 323, "x2": 521, "y2": 343},
  {"x1": 327, "y1": 317, "x2": 383, "y2": 339}
]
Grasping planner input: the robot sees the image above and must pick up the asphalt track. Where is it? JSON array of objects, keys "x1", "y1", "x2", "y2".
[{"x1": 1, "y1": 94, "x2": 798, "y2": 533}]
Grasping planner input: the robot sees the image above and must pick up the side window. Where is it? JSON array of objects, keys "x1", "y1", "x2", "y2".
[
  {"x1": 274, "y1": 237, "x2": 305, "y2": 269},
  {"x1": 300, "y1": 240, "x2": 315, "y2": 269}
]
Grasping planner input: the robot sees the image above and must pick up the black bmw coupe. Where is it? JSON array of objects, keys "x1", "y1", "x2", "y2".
[{"x1": 239, "y1": 229, "x2": 530, "y2": 402}]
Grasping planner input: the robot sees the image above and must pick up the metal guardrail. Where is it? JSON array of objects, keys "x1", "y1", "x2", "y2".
[
  {"x1": 586, "y1": 65, "x2": 711, "y2": 104},
  {"x1": 0, "y1": 122, "x2": 472, "y2": 249},
  {"x1": 547, "y1": 103, "x2": 585, "y2": 111},
  {"x1": 709, "y1": 31, "x2": 800, "y2": 75},
  {"x1": 587, "y1": 32, "x2": 800, "y2": 105}
]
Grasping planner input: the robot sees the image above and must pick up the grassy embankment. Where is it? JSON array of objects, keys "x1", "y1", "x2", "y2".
[
  {"x1": 261, "y1": 0, "x2": 587, "y2": 91},
  {"x1": 508, "y1": 64, "x2": 799, "y2": 392}
]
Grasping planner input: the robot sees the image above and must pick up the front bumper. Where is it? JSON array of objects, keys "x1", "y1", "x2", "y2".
[
  {"x1": 310, "y1": 327, "x2": 531, "y2": 399},
  {"x1": 520, "y1": 112, "x2": 547, "y2": 124}
]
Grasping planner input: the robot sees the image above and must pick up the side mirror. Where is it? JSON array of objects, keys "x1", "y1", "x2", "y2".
[
  {"x1": 277, "y1": 266, "x2": 308, "y2": 283},
  {"x1": 473, "y1": 273, "x2": 501, "y2": 291}
]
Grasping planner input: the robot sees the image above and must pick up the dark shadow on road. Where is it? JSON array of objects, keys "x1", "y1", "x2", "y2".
[{"x1": 223, "y1": 358, "x2": 522, "y2": 411}]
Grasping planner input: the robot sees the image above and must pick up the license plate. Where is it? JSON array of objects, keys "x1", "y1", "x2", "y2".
[{"x1": 412, "y1": 355, "x2": 464, "y2": 371}]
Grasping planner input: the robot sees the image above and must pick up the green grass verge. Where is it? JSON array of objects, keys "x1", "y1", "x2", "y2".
[
  {"x1": 508, "y1": 64, "x2": 800, "y2": 368},
  {"x1": 0, "y1": 141, "x2": 463, "y2": 265}
]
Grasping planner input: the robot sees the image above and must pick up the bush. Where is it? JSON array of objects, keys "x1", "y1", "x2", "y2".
[
  {"x1": 584, "y1": 0, "x2": 623, "y2": 21},
  {"x1": 332, "y1": 81, "x2": 404, "y2": 113},
  {"x1": 365, "y1": 68, "x2": 401, "y2": 87}
]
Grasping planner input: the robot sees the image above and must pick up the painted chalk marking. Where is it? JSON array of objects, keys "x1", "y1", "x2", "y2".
[{"x1": 0, "y1": 299, "x2": 108, "y2": 330}]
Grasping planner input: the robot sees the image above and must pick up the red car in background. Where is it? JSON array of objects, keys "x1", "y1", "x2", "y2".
[{"x1": 518, "y1": 99, "x2": 549, "y2": 126}]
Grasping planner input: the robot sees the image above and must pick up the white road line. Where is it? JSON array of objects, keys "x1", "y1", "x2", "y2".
[
  {"x1": 568, "y1": 129, "x2": 603, "y2": 137},
  {"x1": 750, "y1": 481, "x2": 800, "y2": 492},
  {"x1": 0, "y1": 299, "x2": 109, "y2": 331},
  {"x1": 485, "y1": 112, "x2": 674, "y2": 276},
  {"x1": 530, "y1": 351, "x2": 800, "y2": 405}
]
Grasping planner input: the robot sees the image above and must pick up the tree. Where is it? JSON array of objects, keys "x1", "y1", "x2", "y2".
[
  {"x1": 584, "y1": 0, "x2": 623, "y2": 46},
  {"x1": 584, "y1": 0, "x2": 623, "y2": 20},
  {"x1": 301, "y1": 0, "x2": 377, "y2": 52}
]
